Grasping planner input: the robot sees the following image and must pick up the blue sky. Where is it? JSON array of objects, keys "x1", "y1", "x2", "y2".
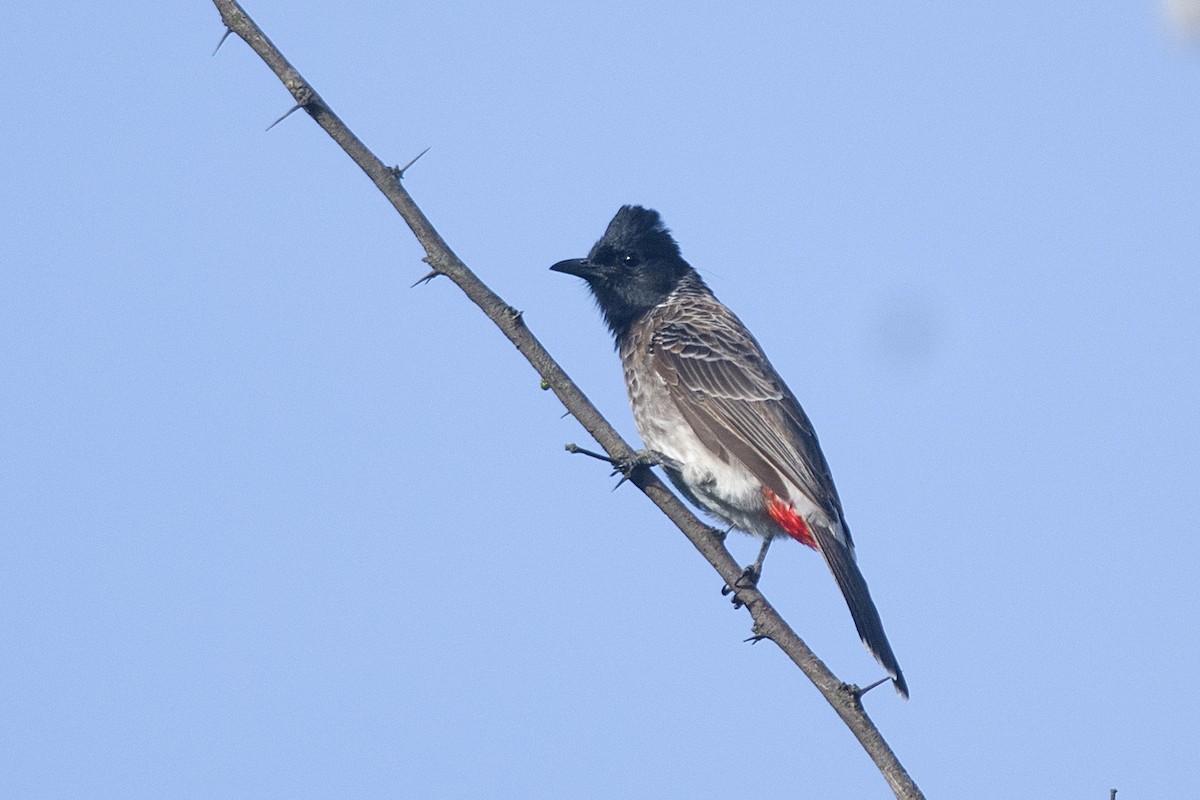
[{"x1": 3, "y1": 2, "x2": 1199, "y2": 798}]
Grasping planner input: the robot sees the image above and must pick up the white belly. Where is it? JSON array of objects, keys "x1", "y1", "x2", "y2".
[{"x1": 624, "y1": 360, "x2": 784, "y2": 540}]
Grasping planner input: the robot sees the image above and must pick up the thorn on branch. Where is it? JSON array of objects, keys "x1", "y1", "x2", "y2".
[
  {"x1": 743, "y1": 620, "x2": 771, "y2": 644},
  {"x1": 850, "y1": 676, "x2": 892, "y2": 700},
  {"x1": 266, "y1": 102, "x2": 307, "y2": 131},
  {"x1": 390, "y1": 146, "x2": 431, "y2": 180},
  {"x1": 213, "y1": 27, "x2": 234, "y2": 56}
]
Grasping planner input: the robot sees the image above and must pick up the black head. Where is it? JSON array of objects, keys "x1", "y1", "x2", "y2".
[{"x1": 550, "y1": 206, "x2": 695, "y2": 339}]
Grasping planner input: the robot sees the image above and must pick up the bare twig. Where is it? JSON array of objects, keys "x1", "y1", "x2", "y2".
[{"x1": 208, "y1": 3, "x2": 924, "y2": 797}]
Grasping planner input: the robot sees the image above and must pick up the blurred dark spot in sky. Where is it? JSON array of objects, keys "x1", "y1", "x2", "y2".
[{"x1": 864, "y1": 286, "x2": 945, "y2": 371}]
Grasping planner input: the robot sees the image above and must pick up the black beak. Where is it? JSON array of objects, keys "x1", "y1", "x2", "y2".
[{"x1": 549, "y1": 258, "x2": 595, "y2": 278}]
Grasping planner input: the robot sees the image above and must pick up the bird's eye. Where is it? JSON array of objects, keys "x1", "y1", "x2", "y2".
[{"x1": 621, "y1": 253, "x2": 640, "y2": 267}]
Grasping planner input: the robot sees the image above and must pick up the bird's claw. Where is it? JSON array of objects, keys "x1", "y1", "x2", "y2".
[
  {"x1": 721, "y1": 564, "x2": 762, "y2": 609},
  {"x1": 610, "y1": 449, "x2": 662, "y2": 476},
  {"x1": 608, "y1": 450, "x2": 661, "y2": 489},
  {"x1": 565, "y1": 445, "x2": 661, "y2": 489},
  {"x1": 737, "y1": 563, "x2": 761, "y2": 588}
]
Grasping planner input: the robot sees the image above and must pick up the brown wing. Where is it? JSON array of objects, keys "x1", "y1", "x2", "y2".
[
  {"x1": 649, "y1": 292, "x2": 848, "y2": 537},
  {"x1": 649, "y1": 290, "x2": 909, "y2": 696}
]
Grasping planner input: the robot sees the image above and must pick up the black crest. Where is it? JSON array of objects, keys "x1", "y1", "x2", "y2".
[{"x1": 588, "y1": 206, "x2": 681, "y2": 266}]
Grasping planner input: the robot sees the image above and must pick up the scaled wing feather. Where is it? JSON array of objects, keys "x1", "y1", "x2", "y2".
[{"x1": 649, "y1": 296, "x2": 846, "y2": 531}]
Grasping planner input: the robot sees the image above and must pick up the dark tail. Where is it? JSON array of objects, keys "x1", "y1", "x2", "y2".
[{"x1": 812, "y1": 525, "x2": 908, "y2": 699}]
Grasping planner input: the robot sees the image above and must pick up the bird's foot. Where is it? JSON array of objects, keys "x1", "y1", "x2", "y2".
[
  {"x1": 608, "y1": 449, "x2": 663, "y2": 489},
  {"x1": 609, "y1": 449, "x2": 662, "y2": 477},
  {"x1": 737, "y1": 562, "x2": 761, "y2": 588},
  {"x1": 563, "y1": 445, "x2": 662, "y2": 489},
  {"x1": 720, "y1": 564, "x2": 761, "y2": 609},
  {"x1": 564, "y1": 445, "x2": 660, "y2": 473}
]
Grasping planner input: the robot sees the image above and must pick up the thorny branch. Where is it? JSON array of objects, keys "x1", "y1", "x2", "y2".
[{"x1": 208, "y1": 3, "x2": 924, "y2": 797}]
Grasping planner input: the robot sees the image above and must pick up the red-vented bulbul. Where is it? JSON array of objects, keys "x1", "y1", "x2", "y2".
[{"x1": 551, "y1": 205, "x2": 908, "y2": 698}]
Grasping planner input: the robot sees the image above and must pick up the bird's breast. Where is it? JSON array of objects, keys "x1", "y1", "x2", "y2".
[{"x1": 620, "y1": 336, "x2": 777, "y2": 539}]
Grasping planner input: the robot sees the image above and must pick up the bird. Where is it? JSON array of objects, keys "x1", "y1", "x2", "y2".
[{"x1": 551, "y1": 205, "x2": 908, "y2": 698}]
